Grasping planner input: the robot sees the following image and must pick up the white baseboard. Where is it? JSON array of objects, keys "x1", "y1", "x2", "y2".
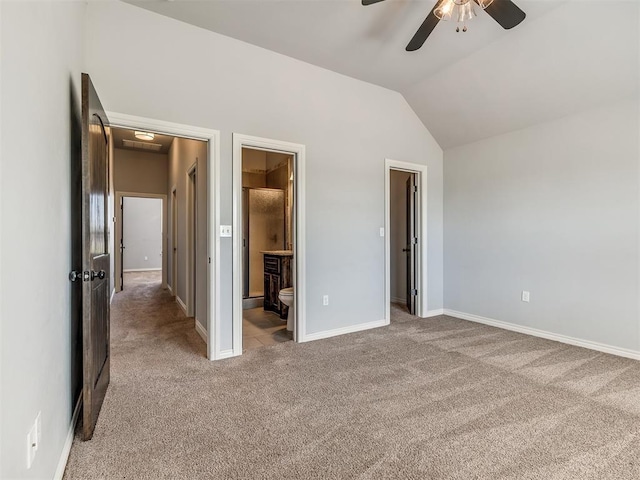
[
  {"x1": 444, "y1": 309, "x2": 640, "y2": 361},
  {"x1": 423, "y1": 308, "x2": 444, "y2": 318},
  {"x1": 302, "y1": 319, "x2": 388, "y2": 343},
  {"x1": 217, "y1": 348, "x2": 237, "y2": 360},
  {"x1": 176, "y1": 296, "x2": 188, "y2": 315},
  {"x1": 167, "y1": 284, "x2": 174, "y2": 295},
  {"x1": 123, "y1": 268, "x2": 162, "y2": 272},
  {"x1": 54, "y1": 394, "x2": 82, "y2": 480},
  {"x1": 195, "y1": 319, "x2": 207, "y2": 343}
]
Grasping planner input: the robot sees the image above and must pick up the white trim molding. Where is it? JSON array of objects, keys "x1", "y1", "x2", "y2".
[
  {"x1": 444, "y1": 309, "x2": 640, "y2": 361},
  {"x1": 176, "y1": 296, "x2": 188, "y2": 316},
  {"x1": 425, "y1": 309, "x2": 444, "y2": 318},
  {"x1": 195, "y1": 319, "x2": 208, "y2": 343},
  {"x1": 54, "y1": 395, "x2": 82, "y2": 480},
  {"x1": 303, "y1": 319, "x2": 388, "y2": 343},
  {"x1": 384, "y1": 159, "x2": 428, "y2": 324},
  {"x1": 232, "y1": 134, "x2": 307, "y2": 354},
  {"x1": 217, "y1": 349, "x2": 236, "y2": 360},
  {"x1": 107, "y1": 111, "x2": 221, "y2": 361}
]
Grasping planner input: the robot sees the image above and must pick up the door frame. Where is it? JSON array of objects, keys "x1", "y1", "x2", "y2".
[
  {"x1": 115, "y1": 192, "x2": 167, "y2": 290},
  {"x1": 169, "y1": 186, "x2": 177, "y2": 295},
  {"x1": 186, "y1": 162, "x2": 197, "y2": 318},
  {"x1": 384, "y1": 159, "x2": 428, "y2": 322},
  {"x1": 232, "y1": 134, "x2": 307, "y2": 355},
  {"x1": 107, "y1": 111, "x2": 221, "y2": 361}
]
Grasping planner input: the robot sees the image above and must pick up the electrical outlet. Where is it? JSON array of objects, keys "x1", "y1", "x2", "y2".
[
  {"x1": 323, "y1": 295, "x2": 329, "y2": 306},
  {"x1": 522, "y1": 291, "x2": 530, "y2": 302}
]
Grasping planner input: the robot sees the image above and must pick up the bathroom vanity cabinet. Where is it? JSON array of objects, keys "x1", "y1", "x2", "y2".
[{"x1": 262, "y1": 251, "x2": 292, "y2": 319}]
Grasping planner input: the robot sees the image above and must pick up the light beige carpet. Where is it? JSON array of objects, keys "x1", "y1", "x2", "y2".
[{"x1": 64, "y1": 272, "x2": 640, "y2": 479}]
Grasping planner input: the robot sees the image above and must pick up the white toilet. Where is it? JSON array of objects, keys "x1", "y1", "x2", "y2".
[{"x1": 278, "y1": 287, "x2": 294, "y2": 332}]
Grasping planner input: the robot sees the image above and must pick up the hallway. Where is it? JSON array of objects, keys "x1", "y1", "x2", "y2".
[{"x1": 110, "y1": 271, "x2": 206, "y2": 358}]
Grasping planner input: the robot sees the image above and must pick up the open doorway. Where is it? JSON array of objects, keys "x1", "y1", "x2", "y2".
[
  {"x1": 118, "y1": 195, "x2": 165, "y2": 290},
  {"x1": 385, "y1": 159, "x2": 428, "y2": 323},
  {"x1": 110, "y1": 124, "x2": 210, "y2": 356},
  {"x1": 389, "y1": 171, "x2": 417, "y2": 315},
  {"x1": 240, "y1": 147, "x2": 294, "y2": 350},
  {"x1": 232, "y1": 134, "x2": 307, "y2": 355}
]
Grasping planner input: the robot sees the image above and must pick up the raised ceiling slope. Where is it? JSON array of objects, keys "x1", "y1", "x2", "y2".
[{"x1": 126, "y1": 0, "x2": 638, "y2": 148}]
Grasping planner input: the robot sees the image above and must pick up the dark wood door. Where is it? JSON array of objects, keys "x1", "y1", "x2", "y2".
[
  {"x1": 406, "y1": 175, "x2": 417, "y2": 315},
  {"x1": 81, "y1": 73, "x2": 111, "y2": 440}
]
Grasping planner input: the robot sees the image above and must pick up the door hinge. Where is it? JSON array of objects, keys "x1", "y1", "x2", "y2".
[
  {"x1": 410, "y1": 289, "x2": 418, "y2": 296},
  {"x1": 412, "y1": 185, "x2": 418, "y2": 193},
  {"x1": 412, "y1": 237, "x2": 418, "y2": 245},
  {"x1": 208, "y1": 257, "x2": 211, "y2": 264}
]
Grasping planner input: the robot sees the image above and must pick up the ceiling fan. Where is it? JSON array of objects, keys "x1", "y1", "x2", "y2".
[{"x1": 362, "y1": 0, "x2": 526, "y2": 51}]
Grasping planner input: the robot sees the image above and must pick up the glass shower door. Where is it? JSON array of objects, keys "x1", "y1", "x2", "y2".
[{"x1": 244, "y1": 188, "x2": 285, "y2": 298}]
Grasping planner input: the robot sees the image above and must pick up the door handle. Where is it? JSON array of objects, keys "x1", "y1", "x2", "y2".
[
  {"x1": 69, "y1": 270, "x2": 83, "y2": 282},
  {"x1": 402, "y1": 248, "x2": 411, "y2": 252},
  {"x1": 91, "y1": 270, "x2": 106, "y2": 281}
]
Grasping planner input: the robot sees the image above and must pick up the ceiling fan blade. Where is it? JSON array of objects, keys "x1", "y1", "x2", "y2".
[
  {"x1": 477, "y1": 0, "x2": 526, "y2": 29},
  {"x1": 405, "y1": 0, "x2": 445, "y2": 52},
  {"x1": 362, "y1": 0, "x2": 386, "y2": 5}
]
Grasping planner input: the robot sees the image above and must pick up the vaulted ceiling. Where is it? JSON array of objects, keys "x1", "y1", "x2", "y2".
[{"x1": 125, "y1": 0, "x2": 638, "y2": 148}]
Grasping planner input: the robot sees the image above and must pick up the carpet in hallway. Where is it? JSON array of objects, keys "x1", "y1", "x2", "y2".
[{"x1": 64, "y1": 273, "x2": 640, "y2": 479}]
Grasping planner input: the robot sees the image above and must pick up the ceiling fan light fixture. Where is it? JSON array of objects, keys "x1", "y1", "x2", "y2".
[
  {"x1": 457, "y1": 1, "x2": 476, "y2": 22},
  {"x1": 477, "y1": 0, "x2": 494, "y2": 9},
  {"x1": 434, "y1": 0, "x2": 455, "y2": 21},
  {"x1": 134, "y1": 131, "x2": 155, "y2": 141}
]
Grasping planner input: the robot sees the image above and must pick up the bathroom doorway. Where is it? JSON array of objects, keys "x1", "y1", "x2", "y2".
[
  {"x1": 232, "y1": 134, "x2": 307, "y2": 355},
  {"x1": 240, "y1": 148, "x2": 293, "y2": 350}
]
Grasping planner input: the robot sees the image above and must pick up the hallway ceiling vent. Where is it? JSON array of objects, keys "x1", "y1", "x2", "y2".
[{"x1": 122, "y1": 139, "x2": 163, "y2": 152}]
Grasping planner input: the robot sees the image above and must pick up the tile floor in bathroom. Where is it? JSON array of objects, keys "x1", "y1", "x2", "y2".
[{"x1": 242, "y1": 306, "x2": 292, "y2": 350}]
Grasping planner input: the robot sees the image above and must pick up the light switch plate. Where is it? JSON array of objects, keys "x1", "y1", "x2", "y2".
[
  {"x1": 521, "y1": 291, "x2": 530, "y2": 302},
  {"x1": 220, "y1": 225, "x2": 232, "y2": 237},
  {"x1": 379, "y1": 227, "x2": 385, "y2": 237}
]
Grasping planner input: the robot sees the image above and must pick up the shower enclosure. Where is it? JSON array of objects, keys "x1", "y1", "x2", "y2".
[{"x1": 242, "y1": 188, "x2": 286, "y2": 299}]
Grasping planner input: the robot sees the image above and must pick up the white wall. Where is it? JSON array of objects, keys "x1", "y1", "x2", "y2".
[
  {"x1": 0, "y1": 1, "x2": 86, "y2": 478},
  {"x1": 168, "y1": 137, "x2": 208, "y2": 326},
  {"x1": 444, "y1": 98, "x2": 640, "y2": 352},
  {"x1": 84, "y1": 1, "x2": 444, "y2": 349},
  {"x1": 390, "y1": 170, "x2": 411, "y2": 304},
  {"x1": 123, "y1": 197, "x2": 163, "y2": 271}
]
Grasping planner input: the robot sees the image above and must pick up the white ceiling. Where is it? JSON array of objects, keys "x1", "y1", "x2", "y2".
[{"x1": 125, "y1": 0, "x2": 639, "y2": 148}]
